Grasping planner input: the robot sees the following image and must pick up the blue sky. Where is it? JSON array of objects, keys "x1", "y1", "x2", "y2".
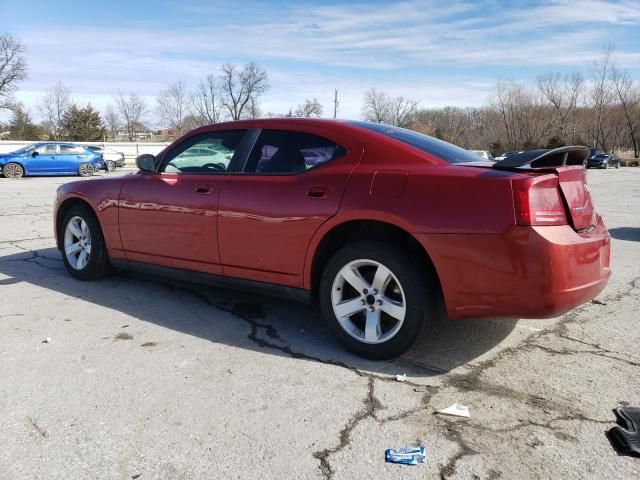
[{"x1": 2, "y1": 0, "x2": 640, "y2": 124}]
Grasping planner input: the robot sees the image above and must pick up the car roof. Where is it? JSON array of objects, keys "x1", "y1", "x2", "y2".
[{"x1": 183, "y1": 117, "x2": 369, "y2": 137}]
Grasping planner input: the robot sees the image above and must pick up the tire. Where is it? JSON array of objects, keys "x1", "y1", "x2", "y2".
[
  {"x1": 78, "y1": 163, "x2": 94, "y2": 177},
  {"x1": 615, "y1": 163, "x2": 620, "y2": 169},
  {"x1": 60, "y1": 204, "x2": 112, "y2": 280},
  {"x1": 3, "y1": 162, "x2": 24, "y2": 179},
  {"x1": 319, "y1": 241, "x2": 435, "y2": 360},
  {"x1": 105, "y1": 160, "x2": 116, "y2": 172},
  {"x1": 603, "y1": 162, "x2": 608, "y2": 169}
]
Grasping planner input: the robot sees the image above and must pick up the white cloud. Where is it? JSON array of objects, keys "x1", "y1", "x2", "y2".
[{"x1": 5, "y1": 0, "x2": 639, "y2": 122}]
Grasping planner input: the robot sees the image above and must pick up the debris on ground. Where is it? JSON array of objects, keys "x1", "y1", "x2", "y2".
[
  {"x1": 608, "y1": 406, "x2": 640, "y2": 456},
  {"x1": 114, "y1": 332, "x2": 133, "y2": 341},
  {"x1": 41, "y1": 337, "x2": 51, "y2": 344},
  {"x1": 385, "y1": 446, "x2": 426, "y2": 465},
  {"x1": 435, "y1": 402, "x2": 470, "y2": 418},
  {"x1": 395, "y1": 373, "x2": 407, "y2": 382},
  {"x1": 413, "y1": 385, "x2": 428, "y2": 392}
]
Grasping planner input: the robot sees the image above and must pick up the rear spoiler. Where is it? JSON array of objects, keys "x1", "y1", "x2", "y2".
[{"x1": 493, "y1": 146, "x2": 590, "y2": 171}]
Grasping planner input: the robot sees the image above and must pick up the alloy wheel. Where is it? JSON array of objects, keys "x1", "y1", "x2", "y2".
[
  {"x1": 4, "y1": 163, "x2": 24, "y2": 179},
  {"x1": 64, "y1": 216, "x2": 92, "y2": 270},
  {"x1": 331, "y1": 259, "x2": 406, "y2": 344},
  {"x1": 79, "y1": 164, "x2": 94, "y2": 176}
]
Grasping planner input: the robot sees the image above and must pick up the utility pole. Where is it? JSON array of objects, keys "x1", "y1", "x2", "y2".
[{"x1": 333, "y1": 89, "x2": 339, "y2": 119}]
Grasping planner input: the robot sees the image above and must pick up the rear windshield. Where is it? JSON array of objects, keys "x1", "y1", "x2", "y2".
[{"x1": 349, "y1": 121, "x2": 479, "y2": 164}]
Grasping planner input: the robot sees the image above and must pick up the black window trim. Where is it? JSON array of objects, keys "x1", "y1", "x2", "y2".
[{"x1": 238, "y1": 128, "x2": 349, "y2": 176}]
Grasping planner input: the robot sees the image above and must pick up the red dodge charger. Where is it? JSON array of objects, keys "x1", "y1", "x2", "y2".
[{"x1": 54, "y1": 119, "x2": 611, "y2": 359}]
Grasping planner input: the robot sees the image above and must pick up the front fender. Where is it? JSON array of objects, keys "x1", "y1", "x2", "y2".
[{"x1": 55, "y1": 178, "x2": 125, "y2": 256}]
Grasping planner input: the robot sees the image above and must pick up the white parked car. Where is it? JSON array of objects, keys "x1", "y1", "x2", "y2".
[
  {"x1": 469, "y1": 150, "x2": 494, "y2": 161},
  {"x1": 83, "y1": 146, "x2": 125, "y2": 169}
]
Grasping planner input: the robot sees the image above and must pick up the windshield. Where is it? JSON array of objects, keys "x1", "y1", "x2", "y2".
[
  {"x1": 349, "y1": 121, "x2": 479, "y2": 164},
  {"x1": 11, "y1": 144, "x2": 36, "y2": 155}
]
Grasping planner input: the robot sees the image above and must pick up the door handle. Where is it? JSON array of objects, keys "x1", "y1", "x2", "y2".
[
  {"x1": 307, "y1": 186, "x2": 331, "y2": 198},
  {"x1": 195, "y1": 184, "x2": 213, "y2": 194}
]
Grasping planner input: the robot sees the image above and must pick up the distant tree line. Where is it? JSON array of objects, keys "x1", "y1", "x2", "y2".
[
  {"x1": 362, "y1": 46, "x2": 639, "y2": 158},
  {"x1": 1, "y1": 33, "x2": 638, "y2": 158}
]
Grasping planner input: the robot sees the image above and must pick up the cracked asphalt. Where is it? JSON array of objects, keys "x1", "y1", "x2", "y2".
[{"x1": 0, "y1": 169, "x2": 639, "y2": 479}]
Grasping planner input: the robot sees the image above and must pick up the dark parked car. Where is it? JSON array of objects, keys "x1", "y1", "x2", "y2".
[
  {"x1": 54, "y1": 119, "x2": 611, "y2": 359},
  {"x1": 587, "y1": 149, "x2": 620, "y2": 169}
]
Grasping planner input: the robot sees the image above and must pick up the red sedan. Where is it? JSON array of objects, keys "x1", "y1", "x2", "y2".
[{"x1": 54, "y1": 119, "x2": 611, "y2": 359}]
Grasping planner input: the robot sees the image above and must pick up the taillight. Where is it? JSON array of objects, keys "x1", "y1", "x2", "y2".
[{"x1": 512, "y1": 176, "x2": 567, "y2": 226}]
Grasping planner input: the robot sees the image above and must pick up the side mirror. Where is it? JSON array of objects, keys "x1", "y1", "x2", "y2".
[
  {"x1": 31, "y1": 151, "x2": 39, "y2": 157},
  {"x1": 136, "y1": 154, "x2": 157, "y2": 173}
]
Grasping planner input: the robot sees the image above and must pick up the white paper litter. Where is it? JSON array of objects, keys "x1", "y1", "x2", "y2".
[
  {"x1": 395, "y1": 373, "x2": 408, "y2": 382},
  {"x1": 436, "y1": 402, "x2": 470, "y2": 418}
]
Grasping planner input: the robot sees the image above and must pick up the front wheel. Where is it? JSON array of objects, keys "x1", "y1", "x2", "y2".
[
  {"x1": 78, "y1": 163, "x2": 94, "y2": 177},
  {"x1": 61, "y1": 205, "x2": 111, "y2": 280},
  {"x1": 319, "y1": 241, "x2": 435, "y2": 359},
  {"x1": 3, "y1": 162, "x2": 24, "y2": 179}
]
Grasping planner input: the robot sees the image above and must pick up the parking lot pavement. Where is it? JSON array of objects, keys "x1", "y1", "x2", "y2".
[{"x1": 0, "y1": 169, "x2": 639, "y2": 479}]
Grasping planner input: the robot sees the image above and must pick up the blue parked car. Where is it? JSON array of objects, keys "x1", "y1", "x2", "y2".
[{"x1": 0, "y1": 142, "x2": 104, "y2": 179}]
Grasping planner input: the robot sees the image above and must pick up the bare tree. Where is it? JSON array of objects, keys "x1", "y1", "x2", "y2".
[
  {"x1": 494, "y1": 81, "x2": 552, "y2": 150},
  {"x1": 38, "y1": 82, "x2": 71, "y2": 140},
  {"x1": 611, "y1": 66, "x2": 640, "y2": 158},
  {"x1": 294, "y1": 98, "x2": 323, "y2": 117},
  {"x1": 589, "y1": 45, "x2": 616, "y2": 150},
  {"x1": 537, "y1": 71, "x2": 584, "y2": 143},
  {"x1": 362, "y1": 88, "x2": 391, "y2": 123},
  {"x1": 115, "y1": 91, "x2": 147, "y2": 141},
  {"x1": 220, "y1": 62, "x2": 269, "y2": 120},
  {"x1": 157, "y1": 81, "x2": 188, "y2": 136},
  {"x1": 390, "y1": 96, "x2": 419, "y2": 128},
  {"x1": 191, "y1": 74, "x2": 223, "y2": 125},
  {"x1": 0, "y1": 34, "x2": 27, "y2": 110},
  {"x1": 362, "y1": 88, "x2": 418, "y2": 127},
  {"x1": 247, "y1": 97, "x2": 262, "y2": 119},
  {"x1": 103, "y1": 105, "x2": 120, "y2": 140}
]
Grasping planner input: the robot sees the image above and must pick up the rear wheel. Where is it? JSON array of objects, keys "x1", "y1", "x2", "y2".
[
  {"x1": 78, "y1": 163, "x2": 94, "y2": 177},
  {"x1": 61, "y1": 205, "x2": 111, "y2": 280},
  {"x1": 3, "y1": 162, "x2": 24, "y2": 179},
  {"x1": 105, "y1": 160, "x2": 116, "y2": 172},
  {"x1": 320, "y1": 241, "x2": 434, "y2": 359}
]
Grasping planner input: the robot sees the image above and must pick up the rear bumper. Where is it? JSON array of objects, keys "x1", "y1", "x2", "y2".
[{"x1": 417, "y1": 217, "x2": 611, "y2": 319}]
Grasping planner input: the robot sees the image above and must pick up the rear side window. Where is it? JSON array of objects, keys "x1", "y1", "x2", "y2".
[
  {"x1": 350, "y1": 121, "x2": 479, "y2": 164},
  {"x1": 244, "y1": 130, "x2": 346, "y2": 174},
  {"x1": 60, "y1": 145, "x2": 85, "y2": 154}
]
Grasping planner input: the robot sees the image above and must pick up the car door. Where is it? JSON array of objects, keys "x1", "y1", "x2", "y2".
[
  {"x1": 218, "y1": 126, "x2": 364, "y2": 288},
  {"x1": 27, "y1": 144, "x2": 59, "y2": 173},
  {"x1": 58, "y1": 144, "x2": 90, "y2": 174},
  {"x1": 118, "y1": 129, "x2": 248, "y2": 275}
]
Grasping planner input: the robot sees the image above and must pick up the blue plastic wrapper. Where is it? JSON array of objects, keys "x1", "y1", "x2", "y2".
[{"x1": 384, "y1": 446, "x2": 426, "y2": 465}]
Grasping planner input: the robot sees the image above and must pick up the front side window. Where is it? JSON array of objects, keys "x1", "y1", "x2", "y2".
[
  {"x1": 35, "y1": 144, "x2": 58, "y2": 155},
  {"x1": 244, "y1": 130, "x2": 346, "y2": 174},
  {"x1": 161, "y1": 130, "x2": 245, "y2": 174}
]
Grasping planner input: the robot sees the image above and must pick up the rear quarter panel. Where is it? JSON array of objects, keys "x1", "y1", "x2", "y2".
[{"x1": 303, "y1": 138, "x2": 520, "y2": 289}]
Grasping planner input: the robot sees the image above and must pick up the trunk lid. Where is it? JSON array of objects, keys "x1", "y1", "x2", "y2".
[{"x1": 491, "y1": 146, "x2": 595, "y2": 231}]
